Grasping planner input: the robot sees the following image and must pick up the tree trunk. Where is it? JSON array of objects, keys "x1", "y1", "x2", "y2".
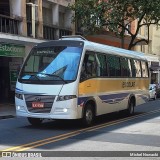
[
  {"x1": 121, "y1": 20, "x2": 125, "y2": 49},
  {"x1": 128, "y1": 35, "x2": 136, "y2": 50}
]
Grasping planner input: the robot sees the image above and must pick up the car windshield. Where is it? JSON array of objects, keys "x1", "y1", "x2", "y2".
[{"x1": 19, "y1": 46, "x2": 82, "y2": 84}]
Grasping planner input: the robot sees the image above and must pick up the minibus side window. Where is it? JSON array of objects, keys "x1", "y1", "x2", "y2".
[
  {"x1": 120, "y1": 57, "x2": 132, "y2": 77},
  {"x1": 131, "y1": 59, "x2": 142, "y2": 77},
  {"x1": 80, "y1": 51, "x2": 97, "y2": 80},
  {"x1": 96, "y1": 54, "x2": 108, "y2": 77},
  {"x1": 141, "y1": 61, "x2": 149, "y2": 77},
  {"x1": 107, "y1": 55, "x2": 121, "y2": 77}
]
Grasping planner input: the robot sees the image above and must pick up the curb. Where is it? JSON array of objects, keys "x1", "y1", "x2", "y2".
[{"x1": 0, "y1": 115, "x2": 15, "y2": 120}]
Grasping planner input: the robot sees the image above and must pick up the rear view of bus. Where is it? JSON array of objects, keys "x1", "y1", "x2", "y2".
[{"x1": 15, "y1": 39, "x2": 84, "y2": 126}]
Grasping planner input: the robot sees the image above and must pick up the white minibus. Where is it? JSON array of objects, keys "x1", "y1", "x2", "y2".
[{"x1": 15, "y1": 36, "x2": 149, "y2": 126}]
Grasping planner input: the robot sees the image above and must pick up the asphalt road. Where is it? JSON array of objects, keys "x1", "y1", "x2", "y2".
[{"x1": 0, "y1": 99, "x2": 160, "y2": 159}]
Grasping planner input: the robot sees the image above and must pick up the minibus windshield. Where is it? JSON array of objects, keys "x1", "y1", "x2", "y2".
[{"x1": 19, "y1": 46, "x2": 82, "y2": 84}]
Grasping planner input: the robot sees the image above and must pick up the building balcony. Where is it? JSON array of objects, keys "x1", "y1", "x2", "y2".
[
  {"x1": 0, "y1": 15, "x2": 45, "y2": 45},
  {"x1": 0, "y1": 14, "x2": 21, "y2": 35},
  {"x1": 43, "y1": 24, "x2": 72, "y2": 40},
  {"x1": 59, "y1": 28, "x2": 72, "y2": 38},
  {"x1": 43, "y1": 25, "x2": 57, "y2": 40},
  {"x1": 0, "y1": 14, "x2": 72, "y2": 44}
]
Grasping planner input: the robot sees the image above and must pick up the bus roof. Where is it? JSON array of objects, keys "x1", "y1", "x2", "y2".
[
  {"x1": 84, "y1": 40, "x2": 146, "y2": 60},
  {"x1": 36, "y1": 35, "x2": 147, "y2": 61}
]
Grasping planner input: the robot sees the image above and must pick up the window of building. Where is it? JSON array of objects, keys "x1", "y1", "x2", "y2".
[
  {"x1": 42, "y1": 7, "x2": 52, "y2": 26},
  {"x1": 26, "y1": 0, "x2": 36, "y2": 21},
  {"x1": 59, "y1": 12, "x2": 65, "y2": 27},
  {"x1": 107, "y1": 55, "x2": 121, "y2": 77},
  {"x1": 125, "y1": 22, "x2": 131, "y2": 35},
  {"x1": 0, "y1": 0, "x2": 10, "y2": 16}
]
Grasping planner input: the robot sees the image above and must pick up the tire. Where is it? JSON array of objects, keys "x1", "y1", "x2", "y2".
[
  {"x1": 27, "y1": 117, "x2": 43, "y2": 126},
  {"x1": 82, "y1": 103, "x2": 94, "y2": 127},
  {"x1": 126, "y1": 99, "x2": 135, "y2": 115},
  {"x1": 153, "y1": 94, "x2": 157, "y2": 100}
]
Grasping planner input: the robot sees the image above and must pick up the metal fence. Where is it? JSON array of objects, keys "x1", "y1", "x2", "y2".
[
  {"x1": 0, "y1": 14, "x2": 20, "y2": 35},
  {"x1": 59, "y1": 28, "x2": 72, "y2": 38},
  {"x1": 0, "y1": 14, "x2": 72, "y2": 40},
  {"x1": 43, "y1": 25, "x2": 56, "y2": 40},
  {"x1": 43, "y1": 25, "x2": 72, "y2": 40}
]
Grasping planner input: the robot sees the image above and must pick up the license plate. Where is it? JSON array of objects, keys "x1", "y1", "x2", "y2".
[{"x1": 32, "y1": 102, "x2": 44, "y2": 108}]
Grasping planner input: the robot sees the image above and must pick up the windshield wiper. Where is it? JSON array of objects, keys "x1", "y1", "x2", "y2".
[
  {"x1": 38, "y1": 73, "x2": 67, "y2": 84},
  {"x1": 29, "y1": 74, "x2": 40, "y2": 80}
]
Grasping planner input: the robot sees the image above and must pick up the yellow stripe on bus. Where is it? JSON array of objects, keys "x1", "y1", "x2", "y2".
[{"x1": 79, "y1": 78, "x2": 149, "y2": 95}]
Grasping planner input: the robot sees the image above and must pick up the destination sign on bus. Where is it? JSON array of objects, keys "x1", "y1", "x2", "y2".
[{"x1": 122, "y1": 82, "x2": 135, "y2": 88}]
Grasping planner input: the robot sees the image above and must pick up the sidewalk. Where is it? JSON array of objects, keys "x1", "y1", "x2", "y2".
[{"x1": 0, "y1": 103, "x2": 16, "y2": 119}]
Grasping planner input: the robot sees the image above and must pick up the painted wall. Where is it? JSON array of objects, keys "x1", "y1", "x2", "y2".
[{"x1": 151, "y1": 26, "x2": 160, "y2": 56}]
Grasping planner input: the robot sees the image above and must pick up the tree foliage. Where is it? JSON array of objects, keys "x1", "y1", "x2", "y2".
[{"x1": 69, "y1": 0, "x2": 160, "y2": 50}]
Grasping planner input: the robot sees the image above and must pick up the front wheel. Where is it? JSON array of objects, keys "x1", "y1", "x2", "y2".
[
  {"x1": 82, "y1": 104, "x2": 94, "y2": 127},
  {"x1": 27, "y1": 117, "x2": 43, "y2": 126}
]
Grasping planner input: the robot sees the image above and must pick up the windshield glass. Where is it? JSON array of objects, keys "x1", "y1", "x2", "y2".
[{"x1": 19, "y1": 46, "x2": 82, "y2": 84}]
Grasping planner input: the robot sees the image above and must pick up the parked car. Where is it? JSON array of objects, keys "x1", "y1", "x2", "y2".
[
  {"x1": 149, "y1": 84, "x2": 157, "y2": 100},
  {"x1": 156, "y1": 86, "x2": 160, "y2": 98}
]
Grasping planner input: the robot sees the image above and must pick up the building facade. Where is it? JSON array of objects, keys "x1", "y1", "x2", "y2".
[
  {"x1": 135, "y1": 25, "x2": 160, "y2": 84},
  {"x1": 0, "y1": 0, "x2": 75, "y2": 103}
]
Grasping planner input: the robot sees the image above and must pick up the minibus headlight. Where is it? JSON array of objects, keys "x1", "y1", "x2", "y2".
[
  {"x1": 15, "y1": 93, "x2": 23, "y2": 100},
  {"x1": 16, "y1": 105, "x2": 25, "y2": 111},
  {"x1": 57, "y1": 95, "x2": 77, "y2": 101}
]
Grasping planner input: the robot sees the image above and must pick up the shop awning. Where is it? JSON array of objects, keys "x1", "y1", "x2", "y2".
[{"x1": 0, "y1": 33, "x2": 46, "y2": 45}]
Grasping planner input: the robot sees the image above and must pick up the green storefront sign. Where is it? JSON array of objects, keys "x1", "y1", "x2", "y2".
[{"x1": 0, "y1": 44, "x2": 25, "y2": 57}]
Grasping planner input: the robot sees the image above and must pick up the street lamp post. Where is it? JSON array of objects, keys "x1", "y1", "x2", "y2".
[{"x1": 26, "y1": 3, "x2": 38, "y2": 38}]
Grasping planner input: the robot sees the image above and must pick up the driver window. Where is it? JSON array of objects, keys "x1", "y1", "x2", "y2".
[{"x1": 80, "y1": 51, "x2": 97, "y2": 81}]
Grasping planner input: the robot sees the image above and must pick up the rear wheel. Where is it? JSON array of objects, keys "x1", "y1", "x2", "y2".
[
  {"x1": 27, "y1": 117, "x2": 43, "y2": 126},
  {"x1": 153, "y1": 94, "x2": 157, "y2": 100},
  {"x1": 82, "y1": 103, "x2": 94, "y2": 127},
  {"x1": 126, "y1": 99, "x2": 135, "y2": 115}
]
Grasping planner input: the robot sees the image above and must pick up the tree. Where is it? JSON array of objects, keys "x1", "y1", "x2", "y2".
[{"x1": 69, "y1": 0, "x2": 160, "y2": 50}]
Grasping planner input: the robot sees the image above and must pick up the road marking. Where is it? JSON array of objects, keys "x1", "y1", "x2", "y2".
[
  {"x1": 15, "y1": 133, "x2": 81, "y2": 151},
  {"x1": 2, "y1": 109, "x2": 160, "y2": 152}
]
